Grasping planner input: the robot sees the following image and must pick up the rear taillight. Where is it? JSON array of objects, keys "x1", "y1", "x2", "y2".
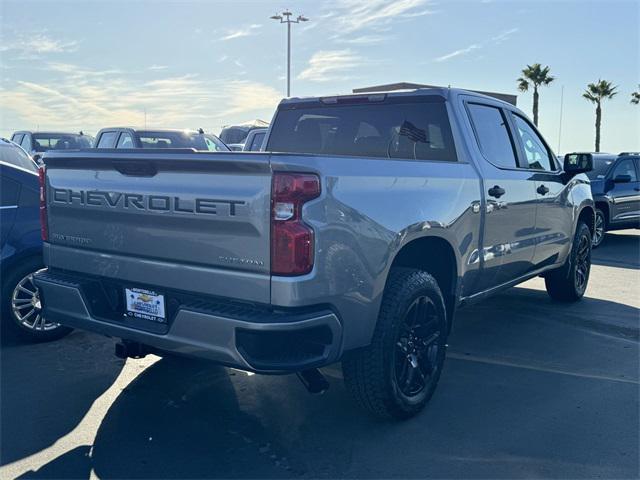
[
  {"x1": 38, "y1": 166, "x2": 48, "y2": 241},
  {"x1": 271, "y1": 173, "x2": 320, "y2": 276}
]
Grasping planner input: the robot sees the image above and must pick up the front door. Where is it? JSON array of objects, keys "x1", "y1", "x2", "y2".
[
  {"x1": 509, "y1": 113, "x2": 574, "y2": 268},
  {"x1": 608, "y1": 158, "x2": 640, "y2": 225},
  {"x1": 465, "y1": 101, "x2": 538, "y2": 292}
]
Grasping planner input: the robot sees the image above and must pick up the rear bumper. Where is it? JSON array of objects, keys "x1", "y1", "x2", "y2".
[{"x1": 34, "y1": 270, "x2": 343, "y2": 373}]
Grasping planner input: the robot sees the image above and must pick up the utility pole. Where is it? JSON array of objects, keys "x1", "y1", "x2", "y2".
[
  {"x1": 270, "y1": 10, "x2": 309, "y2": 97},
  {"x1": 557, "y1": 85, "x2": 564, "y2": 154}
]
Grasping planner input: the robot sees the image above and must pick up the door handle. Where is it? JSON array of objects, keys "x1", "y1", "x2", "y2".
[
  {"x1": 634, "y1": 187, "x2": 640, "y2": 192},
  {"x1": 488, "y1": 185, "x2": 506, "y2": 198},
  {"x1": 537, "y1": 184, "x2": 550, "y2": 195}
]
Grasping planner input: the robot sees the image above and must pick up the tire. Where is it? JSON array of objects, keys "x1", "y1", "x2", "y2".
[
  {"x1": 592, "y1": 208, "x2": 606, "y2": 248},
  {"x1": 544, "y1": 222, "x2": 592, "y2": 302},
  {"x1": 1, "y1": 257, "x2": 73, "y2": 342},
  {"x1": 342, "y1": 268, "x2": 448, "y2": 420}
]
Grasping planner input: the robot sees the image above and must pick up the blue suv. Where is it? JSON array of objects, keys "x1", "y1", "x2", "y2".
[{"x1": 0, "y1": 138, "x2": 72, "y2": 341}]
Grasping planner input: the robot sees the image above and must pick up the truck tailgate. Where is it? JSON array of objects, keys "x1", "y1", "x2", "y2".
[{"x1": 43, "y1": 151, "x2": 272, "y2": 303}]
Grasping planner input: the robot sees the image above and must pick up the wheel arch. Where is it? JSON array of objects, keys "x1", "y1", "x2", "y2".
[
  {"x1": 594, "y1": 200, "x2": 610, "y2": 225},
  {"x1": 577, "y1": 204, "x2": 596, "y2": 237},
  {"x1": 386, "y1": 234, "x2": 459, "y2": 331}
]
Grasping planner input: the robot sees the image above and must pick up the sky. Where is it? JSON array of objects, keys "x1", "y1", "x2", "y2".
[{"x1": 0, "y1": 0, "x2": 638, "y2": 154}]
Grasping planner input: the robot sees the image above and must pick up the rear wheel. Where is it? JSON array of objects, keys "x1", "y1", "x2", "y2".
[
  {"x1": 592, "y1": 208, "x2": 606, "y2": 248},
  {"x1": 342, "y1": 268, "x2": 448, "y2": 419},
  {"x1": 544, "y1": 222, "x2": 592, "y2": 302},
  {"x1": 2, "y1": 258, "x2": 72, "y2": 342}
]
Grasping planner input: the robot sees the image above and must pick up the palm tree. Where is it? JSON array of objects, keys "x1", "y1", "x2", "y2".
[
  {"x1": 631, "y1": 85, "x2": 640, "y2": 105},
  {"x1": 517, "y1": 63, "x2": 555, "y2": 126},
  {"x1": 583, "y1": 80, "x2": 618, "y2": 152}
]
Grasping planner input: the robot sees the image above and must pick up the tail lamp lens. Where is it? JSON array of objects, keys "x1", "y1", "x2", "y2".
[{"x1": 271, "y1": 173, "x2": 320, "y2": 276}]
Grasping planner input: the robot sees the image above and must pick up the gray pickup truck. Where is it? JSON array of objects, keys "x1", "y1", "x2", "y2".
[{"x1": 35, "y1": 88, "x2": 594, "y2": 419}]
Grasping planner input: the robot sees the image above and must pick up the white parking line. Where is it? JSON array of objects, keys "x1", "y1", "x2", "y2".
[{"x1": 448, "y1": 352, "x2": 640, "y2": 385}]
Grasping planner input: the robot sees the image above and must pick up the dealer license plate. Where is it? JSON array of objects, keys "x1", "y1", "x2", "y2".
[{"x1": 125, "y1": 287, "x2": 166, "y2": 323}]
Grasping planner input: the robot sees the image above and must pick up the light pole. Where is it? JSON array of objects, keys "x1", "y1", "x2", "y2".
[{"x1": 270, "y1": 10, "x2": 309, "y2": 97}]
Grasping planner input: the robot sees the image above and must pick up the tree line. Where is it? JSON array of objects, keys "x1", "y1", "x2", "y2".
[{"x1": 517, "y1": 63, "x2": 639, "y2": 152}]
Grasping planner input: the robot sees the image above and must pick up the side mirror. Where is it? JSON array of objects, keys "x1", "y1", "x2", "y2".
[
  {"x1": 614, "y1": 174, "x2": 632, "y2": 183},
  {"x1": 564, "y1": 153, "x2": 593, "y2": 175}
]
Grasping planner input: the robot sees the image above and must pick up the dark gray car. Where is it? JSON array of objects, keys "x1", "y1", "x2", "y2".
[
  {"x1": 94, "y1": 128, "x2": 229, "y2": 151},
  {"x1": 582, "y1": 152, "x2": 640, "y2": 246},
  {"x1": 35, "y1": 88, "x2": 594, "y2": 419}
]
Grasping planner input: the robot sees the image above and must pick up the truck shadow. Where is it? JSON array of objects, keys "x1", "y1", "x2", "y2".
[
  {"x1": 13, "y1": 281, "x2": 640, "y2": 479},
  {"x1": 0, "y1": 330, "x2": 124, "y2": 466},
  {"x1": 17, "y1": 356, "x2": 375, "y2": 479}
]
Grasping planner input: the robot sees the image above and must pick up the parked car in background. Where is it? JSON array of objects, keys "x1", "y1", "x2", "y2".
[
  {"x1": 580, "y1": 152, "x2": 640, "y2": 246},
  {"x1": 219, "y1": 120, "x2": 269, "y2": 150},
  {"x1": 94, "y1": 128, "x2": 229, "y2": 151},
  {"x1": 242, "y1": 128, "x2": 268, "y2": 152},
  {"x1": 0, "y1": 139, "x2": 71, "y2": 342},
  {"x1": 35, "y1": 88, "x2": 594, "y2": 419},
  {"x1": 10, "y1": 131, "x2": 94, "y2": 163}
]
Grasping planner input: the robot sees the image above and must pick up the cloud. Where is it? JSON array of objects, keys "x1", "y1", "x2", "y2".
[
  {"x1": 217, "y1": 81, "x2": 282, "y2": 117},
  {"x1": 432, "y1": 27, "x2": 519, "y2": 62},
  {"x1": 148, "y1": 64, "x2": 168, "y2": 71},
  {"x1": 0, "y1": 63, "x2": 282, "y2": 134},
  {"x1": 434, "y1": 44, "x2": 481, "y2": 62},
  {"x1": 338, "y1": 34, "x2": 388, "y2": 45},
  {"x1": 297, "y1": 49, "x2": 364, "y2": 82},
  {"x1": 492, "y1": 27, "x2": 519, "y2": 44},
  {"x1": 0, "y1": 33, "x2": 78, "y2": 56},
  {"x1": 329, "y1": 0, "x2": 434, "y2": 34},
  {"x1": 219, "y1": 24, "x2": 261, "y2": 41}
]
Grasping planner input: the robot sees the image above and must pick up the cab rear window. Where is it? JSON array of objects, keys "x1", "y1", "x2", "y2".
[{"x1": 267, "y1": 98, "x2": 457, "y2": 162}]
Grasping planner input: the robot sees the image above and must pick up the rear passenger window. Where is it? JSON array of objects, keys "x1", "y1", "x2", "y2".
[
  {"x1": 268, "y1": 99, "x2": 457, "y2": 162},
  {"x1": 20, "y1": 134, "x2": 32, "y2": 152},
  {"x1": 116, "y1": 133, "x2": 134, "y2": 148},
  {"x1": 467, "y1": 103, "x2": 517, "y2": 168},
  {"x1": 97, "y1": 132, "x2": 118, "y2": 148},
  {"x1": 512, "y1": 114, "x2": 555, "y2": 171},
  {"x1": 0, "y1": 146, "x2": 38, "y2": 172},
  {"x1": 12, "y1": 134, "x2": 24, "y2": 145}
]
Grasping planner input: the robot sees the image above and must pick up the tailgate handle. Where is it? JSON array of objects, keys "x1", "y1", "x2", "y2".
[{"x1": 113, "y1": 161, "x2": 158, "y2": 177}]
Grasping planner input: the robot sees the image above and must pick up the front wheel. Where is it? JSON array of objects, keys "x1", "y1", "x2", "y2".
[
  {"x1": 544, "y1": 222, "x2": 592, "y2": 302},
  {"x1": 342, "y1": 268, "x2": 448, "y2": 420},
  {"x1": 592, "y1": 209, "x2": 606, "y2": 248}
]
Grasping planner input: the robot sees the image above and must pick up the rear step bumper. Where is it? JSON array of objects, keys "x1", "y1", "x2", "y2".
[{"x1": 34, "y1": 270, "x2": 343, "y2": 374}]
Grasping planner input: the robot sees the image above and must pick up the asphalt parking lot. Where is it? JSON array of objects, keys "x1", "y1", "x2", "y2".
[{"x1": 1, "y1": 231, "x2": 638, "y2": 479}]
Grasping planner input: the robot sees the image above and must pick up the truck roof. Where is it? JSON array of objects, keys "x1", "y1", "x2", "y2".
[{"x1": 280, "y1": 87, "x2": 516, "y2": 110}]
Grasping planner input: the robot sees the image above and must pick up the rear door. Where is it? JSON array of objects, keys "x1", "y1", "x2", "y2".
[
  {"x1": 43, "y1": 151, "x2": 272, "y2": 303},
  {"x1": 465, "y1": 100, "x2": 538, "y2": 291},
  {"x1": 608, "y1": 157, "x2": 640, "y2": 224}
]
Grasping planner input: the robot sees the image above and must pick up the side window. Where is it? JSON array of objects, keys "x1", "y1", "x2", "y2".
[
  {"x1": 97, "y1": 132, "x2": 118, "y2": 148},
  {"x1": 21, "y1": 134, "x2": 32, "y2": 152},
  {"x1": 116, "y1": 133, "x2": 134, "y2": 148},
  {"x1": 512, "y1": 114, "x2": 555, "y2": 171},
  {"x1": 0, "y1": 146, "x2": 38, "y2": 172},
  {"x1": 250, "y1": 132, "x2": 265, "y2": 151},
  {"x1": 12, "y1": 134, "x2": 24, "y2": 145},
  {"x1": 611, "y1": 159, "x2": 638, "y2": 182},
  {"x1": 467, "y1": 103, "x2": 518, "y2": 168}
]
